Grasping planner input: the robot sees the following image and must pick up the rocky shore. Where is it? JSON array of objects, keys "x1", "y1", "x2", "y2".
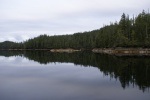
[
  {"x1": 92, "y1": 48, "x2": 150, "y2": 56},
  {"x1": 50, "y1": 49, "x2": 81, "y2": 53},
  {"x1": 1, "y1": 48, "x2": 150, "y2": 56}
]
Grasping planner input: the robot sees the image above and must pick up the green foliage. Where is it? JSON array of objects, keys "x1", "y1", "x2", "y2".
[
  {"x1": 0, "y1": 10, "x2": 150, "y2": 49},
  {"x1": 135, "y1": 10, "x2": 150, "y2": 46}
]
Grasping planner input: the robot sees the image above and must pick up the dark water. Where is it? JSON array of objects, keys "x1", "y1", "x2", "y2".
[{"x1": 0, "y1": 51, "x2": 150, "y2": 100}]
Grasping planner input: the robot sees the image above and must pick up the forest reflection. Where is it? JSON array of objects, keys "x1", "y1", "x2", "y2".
[{"x1": 0, "y1": 51, "x2": 150, "y2": 92}]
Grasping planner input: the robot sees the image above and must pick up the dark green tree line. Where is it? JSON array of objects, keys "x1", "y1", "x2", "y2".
[{"x1": 0, "y1": 10, "x2": 150, "y2": 49}]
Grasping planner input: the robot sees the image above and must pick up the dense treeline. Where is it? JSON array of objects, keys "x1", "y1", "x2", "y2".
[
  {"x1": 0, "y1": 10, "x2": 150, "y2": 49},
  {"x1": 0, "y1": 51, "x2": 150, "y2": 92}
]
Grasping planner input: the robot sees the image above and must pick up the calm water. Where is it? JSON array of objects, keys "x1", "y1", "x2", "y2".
[{"x1": 0, "y1": 51, "x2": 150, "y2": 100}]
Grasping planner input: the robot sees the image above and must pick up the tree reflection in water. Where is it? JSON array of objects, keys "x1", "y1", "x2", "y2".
[{"x1": 0, "y1": 51, "x2": 150, "y2": 92}]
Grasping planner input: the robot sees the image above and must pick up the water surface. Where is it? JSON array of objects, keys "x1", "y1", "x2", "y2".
[{"x1": 0, "y1": 51, "x2": 149, "y2": 100}]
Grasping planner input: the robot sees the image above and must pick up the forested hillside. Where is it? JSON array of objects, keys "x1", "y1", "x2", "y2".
[{"x1": 0, "y1": 10, "x2": 150, "y2": 49}]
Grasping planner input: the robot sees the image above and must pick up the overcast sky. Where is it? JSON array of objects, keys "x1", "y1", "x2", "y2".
[{"x1": 0, "y1": 0, "x2": 150, "y2": 42}]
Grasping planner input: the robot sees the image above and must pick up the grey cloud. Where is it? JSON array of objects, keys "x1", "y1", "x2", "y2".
[{"x1": 0, "y1": 0, "x2": 150, "y2": 42}]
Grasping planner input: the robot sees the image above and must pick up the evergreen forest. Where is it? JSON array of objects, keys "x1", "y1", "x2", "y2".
[{"x1": 0, "y1": 10, "x2": 150, "y2": 49}]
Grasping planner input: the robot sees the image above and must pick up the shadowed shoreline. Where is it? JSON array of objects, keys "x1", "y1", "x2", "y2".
[
  {"x1": 92, "y1": 48, "x2": 150, "y2": 56},
  {"x1": 1, "y1": 48, "x2": 150, "y2": 56}
]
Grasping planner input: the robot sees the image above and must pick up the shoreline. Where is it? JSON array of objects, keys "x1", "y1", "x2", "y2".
[
  {"x1": 50, "y1": 49, "x2": 81, "y2": 53},
  {"x1": 92, "y1": 48, "x2": 150, "y2": 56},
  {"x1": 1, "y1": 48, "x2": 150, "y2": 56}
]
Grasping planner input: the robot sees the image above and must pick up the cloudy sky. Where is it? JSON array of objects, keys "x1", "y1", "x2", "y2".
[{"x1": 0, "y1": 0, "x2": 150, "y2": 42}]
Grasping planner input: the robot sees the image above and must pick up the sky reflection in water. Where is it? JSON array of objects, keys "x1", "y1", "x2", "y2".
[{"x1": 0, "y1": 55, "x2": 149, "y2": 100}]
